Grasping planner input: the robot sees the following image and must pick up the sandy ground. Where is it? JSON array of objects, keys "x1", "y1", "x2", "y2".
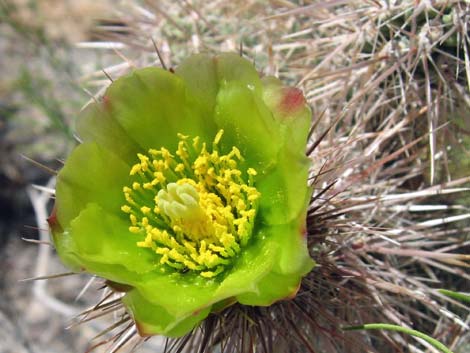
[
  {"x1": 0, "y1": 236, "x2": 94, "y2": 353},
  {"x1": 0, "y1": 234, "x2": 167, "y2": 353}
]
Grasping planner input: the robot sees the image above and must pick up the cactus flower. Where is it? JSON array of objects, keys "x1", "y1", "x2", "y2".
[{"x1": 49, "y1": 53, "x2": 314, "y2": 337}]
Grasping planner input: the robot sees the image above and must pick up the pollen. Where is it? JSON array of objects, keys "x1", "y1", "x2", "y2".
[{"x1": 121, "y1": 130, "x2": 260, "y2": 278}]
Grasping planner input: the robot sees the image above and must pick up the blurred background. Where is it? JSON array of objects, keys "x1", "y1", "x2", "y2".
[
  {"x1": 1, "y1": 2, "x2": 120, "y2": 352},
  {"x1": 0, "y1": 1, "x2": 469, "y2": 352},
  {"x1": 0, "y1": 2, "x2": 280, "y2": 352}
]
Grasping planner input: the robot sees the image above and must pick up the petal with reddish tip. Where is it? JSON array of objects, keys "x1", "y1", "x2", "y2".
[{"x1": 261, "y1": 76, "x2": 312, "y2": 154}]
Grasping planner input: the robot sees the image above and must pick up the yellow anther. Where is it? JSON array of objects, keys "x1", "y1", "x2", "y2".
[
  {"x1": 192, "y1": 136, "x2": 200, "y2": 148},
  {"x1": 228, "y1": 146, "x2": 241, "y2": 160},
  {"x1": 142, "y1": 217, "x2": 149, "y2": 227},
  {"x1": 209, "y1": 244, "x2": 225, "y2": 253},
  {"x1": 121, "y1": 205, "x2": 131, "y2": 213},
  {"x1": 138, "y1": 153, "x2": 149, "y2": 162},
  {"x1": 214, "y1": 129, "x2": 224, "y2": 144},
  {"x1": 201, "y1": 271, "x2": 214, "y2": 278},
  {"x1": 176, "y1": 141, "x2": 189, "y2": 160},
  {"x1": 247, "y1": 168, "x2": 257, "y2": 176},
  {"x1": 125, "y1": 193, "x2": 134, "y2": 204},
  {"x1": 248, "y1": 193, "x2": 260, "y2": 202},
  {"x1": 160, "y1": 147, "x2": 173, "y2": 160},
  {"x1": 153, "y1": 159, "x2": 165, "y2": 169},
  {"x1": 132, "y1": 182, "x2": 141, "y2": 190},
  {"x1": 130, "y1": 164, "x2": 142, "y2": 175},
  {"x1": 139, "y1": 163, "x2": 148, "y2": 172},
  {"x1": 129, "y1": 226, "x2": 141, "y2": 234},
  {"x1": 130, "y1": 214, "x2": 137, "y2": 225},
  {"x1": 175, "y1": 163, "x2": 185, "y2": 173},
  {"x1": 210, "y1": 150, "x2": 219, "y2": 162},
  {"x1": 242, "y1": 209, "x2": 256, "y2": 218},
  {"x1": 141, "y1": 206, "x2": 151, "y2": 214},
  {"x1": 153, "y1": 172, "x2": 166, "y2": 183}
]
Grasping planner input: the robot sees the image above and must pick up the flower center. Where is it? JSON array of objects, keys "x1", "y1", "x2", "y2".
[{"x1": 121, "y1": 130, "x2": 260, "y2": 278}]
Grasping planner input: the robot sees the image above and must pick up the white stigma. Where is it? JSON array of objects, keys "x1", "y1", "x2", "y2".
[{"x1": 157, "y1": 183, "x2": 202, "y2": 221}]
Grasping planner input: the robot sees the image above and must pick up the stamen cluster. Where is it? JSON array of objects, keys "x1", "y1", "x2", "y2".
[{"x1": 121, "y1": 130, "x2": 260, "y2": 278}]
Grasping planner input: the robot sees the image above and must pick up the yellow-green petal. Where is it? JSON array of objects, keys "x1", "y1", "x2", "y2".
[
  {"x1": 174, "y1": 53, "x2": 218, "y2": 117},
  {"x1": 122, "y1": 289, "x2": 211, "y2": 337},
  {"x1": 226, "y1": 221, "x2": 313, "y2": 306},
  {"x1": 214, "y1": 53, "x2": 263, "y2": 94},
  {"x1": 56, "y1": 142, "x2": 131, "y2": 228},
  {"x1": 256, "y1": 146, "x2": 311, "y2": 225},
  {"x1": 76, "y1": 101, "x2": 142, "y2": 164},
  {"x1": 54, "y1": 203, "x2": 157, "y2": 283},
  {"x1": 104, "y1": 67, "x2": 216, "y2": 153},
  {"x1": 214, "y1": 82, "x2": 281, "y2": 166}
]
